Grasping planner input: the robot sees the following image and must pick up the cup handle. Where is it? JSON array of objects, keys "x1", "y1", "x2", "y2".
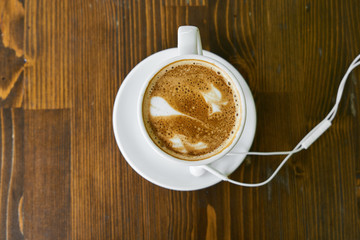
[{"x1": 178, "y1": 26, "x2": 203, "y2": 55}]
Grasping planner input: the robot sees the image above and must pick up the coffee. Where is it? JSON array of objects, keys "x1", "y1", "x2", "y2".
[{"x1": 142, "y1": 59, "x2": 242, "y2": 161}]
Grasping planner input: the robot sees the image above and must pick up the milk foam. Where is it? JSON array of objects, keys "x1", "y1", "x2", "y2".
[
  {"x1": 150, "y1": 96, "x2": 204, "y2": 124},
  {"x1": 169, "y1": 134, "x2": 208, "y2": 153},
  {"x1": 201, "y1": 83, "x2": 228, "y2": 114},
  {"x1": 150, "y1": 96, "x2": 185, "y2": 117}
]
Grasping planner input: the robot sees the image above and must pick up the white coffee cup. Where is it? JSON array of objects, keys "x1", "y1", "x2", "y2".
[{"x1": 138, "y1": 26, "x2": 247, "y2": 166}]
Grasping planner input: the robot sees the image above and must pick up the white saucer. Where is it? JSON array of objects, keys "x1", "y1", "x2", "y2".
[{"x1": 113, "y1": 49, "x2": 256, "y2": 191}]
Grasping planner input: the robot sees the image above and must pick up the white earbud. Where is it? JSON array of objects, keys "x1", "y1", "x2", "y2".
[{"x1": 189, "y1": 166, "x2": 206, "y2": 177}]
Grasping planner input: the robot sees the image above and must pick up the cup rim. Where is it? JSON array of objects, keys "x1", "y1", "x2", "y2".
[{"x1": 137, "y1": 54, "x2": 247, "y2": 166}]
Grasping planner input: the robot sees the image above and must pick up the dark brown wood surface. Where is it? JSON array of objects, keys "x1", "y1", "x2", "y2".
[{"x1": 1, "y1": 0, "x2": 360, "y2": 239}]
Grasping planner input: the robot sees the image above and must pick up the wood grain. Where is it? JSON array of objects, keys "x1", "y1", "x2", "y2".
[
  {"x1": 0, "y1": 109, "x2": 24, "y2": 240},
  {"x1": 24, "y1": 110, "x2": 70, "y2": 240},
  {"x1": 23, "y1": 0, "x2": 71, "y2": 109},
  {"x1": 0, "y1": 0, "x2": 25, "y2": 107},
  {"x1": 0, "y1": 0, "x2": 359, "y2": 239},
  {"x1": 0, "y1": 0, "x2": 24, "y2": 57},
  {"x1": 0, "y1": 39, "x2": 25, "y2": 107}
]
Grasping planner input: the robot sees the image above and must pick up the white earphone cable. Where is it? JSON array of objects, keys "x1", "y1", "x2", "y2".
[
  {"x1": 202, "y1": 54, "x2": 360, "y2": 187},
  {"x1": 228, "y1": 147, "x2": 303, "y2": 156}
]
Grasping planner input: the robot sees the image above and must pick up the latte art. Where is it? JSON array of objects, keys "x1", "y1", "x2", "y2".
[
  {"x1": 142, "y1": 59, "x2": 242, "y2": 161},
  {"x1": 201, "y1": 83, "x2": 228, "y2": 114}
]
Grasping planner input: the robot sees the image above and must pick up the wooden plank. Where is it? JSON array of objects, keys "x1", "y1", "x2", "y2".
[
  {"x1": 0, "y1": 0, "x2": 26, "y2": 107},
  {"x1": 342, "y1": 1, "x2": 360, "y2": 231},
  {"x1": 301, "y1": 1, "x2": 360, "y2": 236},
  {"x1": 0, "y1": 0, "x2": 24, "y2": 57},
  {"x1": 207, "y1": 0, "x2": 256, "y2": 88},
  {"x1": 23, "y1": 110, "x2": 70, "y2": 239},
  {"x1": 302, "y1": 0, "x2": 353, "y2": 120},
  {"x1": 69, "y1": 0, "x2": 126, "y2": 238},
  {"x1": 23, "y1": 0, "x2": 71, "y2": 109},
  {"x1": 0, "y1": 109, "x2": 24, "y2": 240},
  {"x1": 0, "y1": 38, "x2": 25, "y2": 107},
  {"x1": 255, "y1": 0, "x2": 305, "y2": 92},
  {"x1": 300, "y1": 118, "x2": 358, "y2": 239}
]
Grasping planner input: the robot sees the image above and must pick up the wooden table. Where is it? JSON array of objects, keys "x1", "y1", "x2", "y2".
[{"x1": 1, "y1": 0, "x2": 359, "y2": 239}]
